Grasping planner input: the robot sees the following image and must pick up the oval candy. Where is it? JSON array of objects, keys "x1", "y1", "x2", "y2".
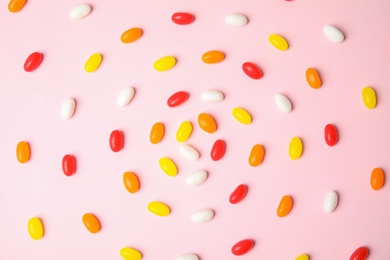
[
  {"x1": 296, "y1": 254, "x2": 310, "y2": 260},
  {"x1": 198, "y1": 113, "x2": 217, "y2": 133},
  {"x1": 371, "y1": 167, "x2": 385, "y2": 190},
  {"x1": 225, "y1": 13, "x2": 248, "y2": 26},
  {"x1": 248, "y1": 144, "x2": 265, "y2": 167},
  {"x1": 24, "y1": 52, "x2": 43, "y2": 72},
  {"x1": 82, "y1": 213, "x2": 101, "y2": 234},
  {"x1": 171, "y1": 12, "x2": 194, "y2": 25},
  {"x1": 109, "y1": 130, "x2": 124, "y2": 152},
  {"x1": 84, "y1": 53, "x2": 102, "y2": 72},
  {"x1": 277, "y1": 195, "x2": 293, "y2": 217},
  {"x1": 69, "y1": 4, "x2": 92, "y2": 19},
  {"x1": 8, "y1": 0, "x2": 26, "y2": 12},
  {"x1": 229, "y1": 184, "x2": 248, "y2": 204},
  {"x1": 28, "y1": 217, "x2": 44, "y2": 240},
  {"x1": 159, "y1": 157, "x2": 178, "y2": 176},
  {"x1": 232, "y1": 107, "x2": 252, "y2": 124},
  {"x1": 201, "y1": 90, "x2": 224, "y2": 102},
  {"x1": 362, "y1": 87, "x2": 376, "y2": 109},
  {"x1": 211, "y1": 139, "x2": 225, "y2": 161},
  {"x1": 117, "y1": 86, "x2": 135, "y2": 107},
  {"x1": 16, "y1": 141, "x2": 30, "y2": 163},
  {"x1": 323, "y1": 25, "x2": 345, "y2": 43},
  {"x1": 231, "y1": 239, "x2": 254, "y2": 256},
  {"x1": 350, "y1": 246, "x2": 369, "y2": 260},
  {"x1": 269, "y1": 34, "x2": 289, "y2": 50},
  {"x1": 324, "y1": 124, "x2": 338, "y2": 146},
  {"x1": 61, "y1": 97, "x2": 76, "y2": 119},
  {"x1": 62, "y1": 154, "x2": 76, "y2": 176},
  {"x1": 176, "y1": 121, "x2": 193, "y2": 142},
  {"x1": 123, "y1": 172, "x2": 140, "y2": 193},
  {"x1": 324, "y1": 191, "x2": 339, "y2": 213},
  {"x1": 120, "y1": 247, "x2": 142, "y2": 260},
  {"x1": 202, "y1": 50, "x2": 225, "y2": 64},
  {"x1": 191, "y1": 209, "x2": 215, "y2": 223},
  {"x1": 148, "y1": 201, "x2": 170, "y2": 216},
  {"x1": 306, "y1": 68, "x2": 322, "y2": 89},
  {"x1": 274, "y1": 94, "x2": 292, "y2": 112},
  {"x1": 167, "y1": 91, "x2": 189, "y2": 107},
  {"x1": 185, "y1": 170, "x2": 208, "y2": 186},
  {"x1": 289, "y1": 137, "x2": 303, "y2": 160},
  {"x1": 242, "y1": 62, "x2": 263, "y2": 79},
  {"x1": 150, "y1": 122, "x2": 165, "y2": 144},
  {"x1": 179, "y1": 144, "x2": 200, "y2": 161},
  {"x1": 154, "y1": 56, "x2": 176, "y2": 71},
  {"x1": 121, "y1": 27, "x2": 142, "y2": 43},
  {"x1": 177, "y1": 254, "x2": 199, "y2": 260}
]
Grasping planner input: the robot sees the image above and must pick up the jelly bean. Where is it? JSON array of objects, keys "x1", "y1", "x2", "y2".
[
  {"x1": 198, "y1": 113, "x2": 217, "y2": 133},
  {"x1": 201, "y1": 90, "x2": 224, "y2": 102},
  {"x1": 202, "y1": 50, "x2": 225, "y2": 64},
  {"x1": 185, "y1": 170, "x2": 208, "y2": 186},
  {"x1": 371, "y1": 167, "x2": 385, "y2": 190},
  {"x1": 148, "y1": 201, "x2": 171, "y2": 216},
  {"x1": 248, "y1": 144, "x2": 264, "y2": 167},
  {"x1": 150, "y1": 122, "x2": 165, "y2": 144},
  {"x1": 82, "y1": 213, "x2": 101, "y2": 233},
  {"x1": 176, "y1": 121, "x2": 193, "y2": 142},
  {"x1": 269, "y1": 34, "x2": 289, "y2": 50},
  {"x1": 117, "y1": 87, "x2": 135, "y2": 107},
  {"x1": 16, "y1": 141, "x2": 30, "y2": 163},
  {"x1": 177, "y1": 254, "x2": 199, "y2": 260},
  {"x1": 24, "y1": 52, "x2": 43, "y2": 72},
  {"x1": 225, "y1": 14, "x2": 248, "y2": 26},
  {"x1": 350, "y1": 246, "x2": 369, "y2": 260},
  {"x1": 167, "y1": 91, "x2": 189, "y2": 107},
  {"x1": 109, "y1": 130, "x2": 124, "y2": 152},
  {"x1": 306, "y1": 68, "x2": 322, "y2": 89},
  {"x1": 84, "y1": 53, "x2": 102, "y2": 72},
  {"x1": 289, "y1": 137, "x2": 303, "y2": 160},
  {"x1": 120, "y1": 247, "x2": 142, "y2": 260},
  {"x1": 274, "y1": 93, "x2": 292, "y2": 112},
  {"x1": 242, "y1": 62, "x2": 263, "y2": 79},
  {"x1": 362, "y1": 87, "x2": 376, "y2": 109},
  {"x1": 232, "y1": 107, "x2": 252, "y2": 124},
  {"x1": 277, "y1": 195, "x2": 293, "y2": 217},
  {"x1": 324, "y1": 191, "x2": 338, "y2": 213},
  {"x1": 231, "y1": 239, "x2": 254, "y2": 256},
  {"x1": 323, "y1": 25, "x2": 345, "y2": 43},
  {"x1": 159, "y1": 157, "x2": 178, "y2": 176},
  {"x1": 324, "y1": 124, "x2": 338, "y2": 146},
  {"x1": 296, "y1": 254, "x2": 310, "y2": 260},
  {"x1": 179, "y1": 144, "x2": 200, "y2": 160},
  {"x1": 61, "y1": 97, "x2": 76, "y2": 119},
  {"x1": 8, "y1": 0, "x2": 26, "y2": 12},
  {"x1": 211, "y1": 139, "x2": 226, "y2": 161},
  {"x1": 62, "y1": 154, "x2": 76, "y2": 176},
  {"x1": 171, "y1": 12, "x2": 194, "y2": 25},
  {"x1": 123, "y1": 172, "x2": 140, "y2": 193},
  {"x1": 229, "y1": 184, "x2": 248, "y2": 204},
  {"x1": 121, "y1": 28, "x2": 142, "y2": 43},
  {"x1": 153, "y1": 56, "x2": 176, "y2": 71},
  {"x1": 191, "y1": 209, "x2": 215, "y2": 223},
  {"x1": 28, "y1": 217, "x2": 44, "y2": 240},
  {"x1": 69, "y1": 4, "x2": 92, "y2": 19}
]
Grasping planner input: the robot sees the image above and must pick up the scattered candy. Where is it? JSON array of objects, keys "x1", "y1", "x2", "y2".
[
  {"x1": 167, "y1": 91, "x2": 189, "y2": 107},
  {"x1": 289, "y1": 137, "x2": 303, "y2": 160},
  {"x1": 185, "y1": 170, "x2": 208, "y2": 186},
  {"x1": 371, "y1": 167, "x2": 385, "y2": 190},
  {"x1": 277, "y1": 195, "x2": 293, "y2": 217},
  {"x1": 349, "y1": 246, "x2": 369, "y2": 260},
  {"x1": 121, "y1": 27, "x2": 143, "y2": 43},
  {"x1": 69, "y1": 4, "x2": 92, "y2": 19},
  {"x1": 84, "y1": 53, "x2": 102, "y2": 72},
  {"x1": 229, "y1": 184, "x2": 248, "y2": 204},
  {"x1": 117, "y1": 87, "x2": 135, "y2": 107},
  {"x1": 323, "y1": 191, "x2": 339, "y2": 213},
  {"x1": 16, "y1": 141, "x2": 30, "y2": 163},
  {"x1": 62, "y1": 154, "x2": 76, "y2": 176},
  {"x1": 148, "y1": 201, "x2": 171, "y2": 216},
  {"x1": 61, "y1": 97, "x2": 76, "y2": 119},
  {"x1": 153, "y1": 56, "x2": 176, "y2": 71},
  {"x1": 171, "y1": 12, "x2": 194, "y2": 25},
  {"x1": 24, "y1": 52, "x2": 43, "y2": 72},
  {"x1": 232, "y1": 107, "x2": 252, "y2": 124},
  {"x1": 231, "y1": 239, "x2": 254, "y2": 256},
  {"x1": 242, "y1": 62, "x2": 263, "y2": 79},
  {"x1": 198, "y1": 113, "x2": 217, "y2": 133},
  {"x1": 28, "y1": 217, "x2": 44, "y2": 240},
  {"x1": 123, "y1": 172, "x2": 140, "y2": 193},
  {"x1": 109, "y1": 130, "x2": 124, "y2": 152},
  {"x1": 8, "y1": 0, "x2": 26, "y2": 12},
  {"x1": 323, "y1": 25, "x2": 345, "y2": 43},
  {"x1": 120, "y1": 247, "x2": 143, "y2": 260},
  {"x1": 296, "y1": 254, "x2": 310, "y2": 260},
  {"x1": 306, "y1": 68, "x2": 322, "y2": 89},
  {"x1": 211, "y1": 139, "x2": 226, "y2": 161},
  {"x1": 201, "y1": 90, "x2": 224, "y2": 102},
  {"x1": 150, "y1": 122, "x2": 165, "y2": 144},
  {"x1": 191, "y1": 209, "x2": 215, "y2": 223},
  {"x1": 324, "y1": 124, "x2": 338, "y2": 146},
  {"x1": 159, "y1": 157, "x2": 178, "y2": 176},
  {"x1": 202, "y1": 50, "x2": 225, "y2": 64},
  {"x1": 362, "y1": 87, "x2": 377, "y2": 109},
  {"x1": 177, "y1": 254, "x2": 199, "y2": 260},
  {"x1": 82, "y1": 213, "x2": 101, "y2": 234},
  {"x1": 248, "y1": 144, "x2": 265, "y2": 167},
  {"x1": 179, "y1": 144, "x2": 200, "y2": 160},
  {"x1": 176, "y1": 121, "x2": 193, "y2": 142},
  {"x1": 225, "y1": 13, "x2": 248, "y2": 26},
  {"x1": 269, "y1": 34, "x2": 289, "y2": 50},
  {"x1": 274, "y1": 93, "x2": 292, "y2": 113}
]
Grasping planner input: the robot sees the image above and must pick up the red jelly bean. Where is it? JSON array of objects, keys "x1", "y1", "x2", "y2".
[
  {"x1": 167, "y1": 91, "x2": 189, "y2": 107},
  {"x1": 350, "y1": 246, "x2": 369, "y2": 260},
  {"x1": 324, "y1": 124, "x2": 338, "y2": 146},
  {"x1": 229, "y1": 184, "x2": 248, "y2": 204},
  {"x1": 109, "y1": 130, "x2": 124, "y2": 152},
  {"x1": 242, "y1": 62, "x2": 263, "y2": 79},
  {"x1": 62, "y1": 154, "x2": 76, "y2": 176},
  {"x1": 211, "y1": 139, "x2": 226, "y2": 161},
  {"x1": 171, "y1": 12, "x2": 194, "y2": 25},
  {"x1": 231, "y1": 239, "x2": 254, "y2": 256},
  {"x1": 24, "y1": 52, "x2": 43, "y2": 72}
]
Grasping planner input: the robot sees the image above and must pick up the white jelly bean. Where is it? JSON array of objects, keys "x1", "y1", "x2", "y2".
[
  {"x1": 323, "y1": 25, "x2": 345, "y2": 43},
  {"x1": 191, "y1": 209, "x2": 215, "y2": 223},
  {"x1": 324, "y1": 191, "x2": 339, "y2": 213},
  {"x1": 69, "y1": 4, "x2": 92, "y2": 20},
  {"x1": 177, "y1": 254, "x2": 200, "y2": 260},
  {"x1": 179, "y1": 144, "x2": 200, "y2": 161},
  {"x1": 225, "y1": 14, "x2": 248, "y2": 26},
  {"x1": 117, "y1": 86, "x2": 135, "y2": 107},
  {"x1": 61, "y1": 97, "x2": 76, "y2": 119},
  {"x1": 274, "y1": 94, "x2": 292, "y2": 112},
  {"x1": 201, "y1": 90, "x2": 224, "y2": 102},
  {"x1": 185, "y1": 170, "x2": 208, "y2": 186}
]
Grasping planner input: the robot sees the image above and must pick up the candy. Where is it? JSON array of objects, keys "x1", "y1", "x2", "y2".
[
  {"x1": 8, "y1": 0, "x2": 26, "y2": 12},
  {"x1": 242, "y1": 62, "x2": 263, "y2": 79},
  {"x1": 277, "y1": 195, "x2": 293, "y2": 217},
  {"x1": 191, "y1": 209, "x2": 215, "y2": 223},
  {"x1": 324, "y1": 124, "x2": 338, "y2": 146},
  {"x1": 82, "y1": 213, "x2": 101, "y2": 233},
  {"x1": 211, "y1": 139, "x2": 226, "y2": 161},
  {"x1": 225, "y1": 14, "x2": 248, "y2": 26},
  {"x1": 176, "y1": 121, "x2": 193, "y2": 142},
  {"x1": 229, "y1": 184, "x2": 248, "y2": 204},
  {"x1": 350, "y1": 246, "x2": 369, "y2": 260},
  {"x1": 123, "y1": 172, "x2": 140, "y2": 193},
  {"x1": 171, "y1": 12, "x2": 194, "y2": 25},
  {"x1": 324, "y1": 191, "x2": 338, "y2": 213},
  {"x1": 62, "y1": 154, "x2": 76, "y2": 176},
  {"x1": 323, "y1": 25, "x2": 345, "y2": 43},
  {"x1": 61, "y1": 97, "x2": 76, "y2": 119},
  {"x1": 201, "y1": 90, "x2": 224, "y2": 102},
  {"x1": 120, "y1": 247, "x2": 142, "y2": 260},
  {"x1": 296, "y1": 254, "x2": 310, "y2": 260},
  {"x1": 274, "y1": 94, "x2": 292, "y2": 112},
  {"x1": 231, "y1": 239, "x2": 254, "y2": 256},
  {"x1": 154, "y1": 56, "x2": 176, "y2": 71},
  {"x1": 69, "y1": 4, "x2": 92, "y2": 19},
  {"x1": 28, "y1": 217, "x2": 44, "y2": 240},
  {"x1": 109, "y1": 130, "x2": 124, "y2": 152},
  {"x1": 148, "y1": 201, "x2": 171, "y2": 216},
  {"x1": 177, "y1": 254, "x2": 199, "y2": 260},
  {"x1": 84, "y1": 53, "x2": 102, "y2": 72},
  {"x1": 150, "y1": 122, "x2": 165, "y2": 144},
  {"x1": 16, "y1": 141, "x2": 30, "y2": 163},
  {"x1": 24, "y1": 52, "x2": 43, "y2": 72},
  {"x1": 185, "y1": 170, "x2": 208, "y2": 186},
  {"x1": 117, "y1": 87, "x2": 135, "y2": 107},
  {"x1": 167, "y1": 91, "x2": 189, "y2": 107},
  {"x1": 198, "y1": 113, "x2": 217, "y2": 133},
  {"x1": 179, "y1": 144, "x2": 200, "y2": 160},
  {"x1": 248, "y1": 144, "x2": 264, "y2": 167},
  {"x1": 232, "y1": 107, "x2": 252, "y2": 124},
  {"x1": 371, "y1": 167, "x2": 385, "y2": 190},
  {"x1": 268, "y1": 34, "x2": 289, "y2": 50},
  {"x1": 121, "y1": 28, "x2": 143, "y2": 43},
  {"x1": 306, "y1": 68, "x2": 322, "y2": 89},
  {"x1": 362, "y1": 87, "x2": 376, "y2": 109},
  {"x1": 159, "y1": 157, "x2": 178, "y2": 176},
  {"x1": 289, "y1": 137, "x2": 303, "y2": 160},
  {"x1": 202, "y1": 50, "x2": 225, "y2": 64}
]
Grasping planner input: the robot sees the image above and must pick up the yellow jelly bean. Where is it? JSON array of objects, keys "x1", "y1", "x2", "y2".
[
  {"x1": 362, "y1": 86, "x2": 376, "y2": 109},
  {"x1": 176, "y1": 121, "x2": 192, "y2": 142},
  {"x1": 121, "y1": 27, "x2": 143, "y2": 43},
  {"x1": 277, "y1": 195, "x2": 293, "y2": 217},
  {"x1": 148, "y1": 201, "x2": 171, "y2": 216},
  {"x1": 232, "y1": 107, "x2": 252, "y2": 124},
  {"x1": 153, "y1": 56, "x2": 176, "y2": 71},
  {"x1": 123, "y1": 172, "x2": 140, "y2": 193},
  {"x1": 150, "y1": 122, "x2": 164, "y2": 144},
  {"x1": 120, "y1": 247, "x2": 143, "y2": 260},
  {"x1": 296, "y1": 254, "x2": 310, "y2": 260},
  {"x1": 159, "y1": 157, "x2": 178, "y2": 176},
  {"x1": 248, "y1": 144, "x2": 264, "y2": 167},
  {"x1": 28, "y1": 217, "x2": 44, "y2": 240},
  {"x1": 16, "y1": 141, "x2": 30, "y2": 163},
  {"x1": 82, "y1": 213, "x2": 101, "y2": 234},
  {"x1": 198, "y1": 113, "x2": 217, "y2": 133},
  {"x1": 8, "y1": 0, "x2": 26, "y2": 12},
  {"x1": 202, "y1": 50, "x2": 225, "y2": 64},
  {"x1": 84, "y1": 53, "x2": 102, "y2": 72},
  {"x1": 268, "y1": 34, "x2": 289, "y2": 51},
  {"x1": 289, "y1": 137, "x2": 303, "y2": 160}
]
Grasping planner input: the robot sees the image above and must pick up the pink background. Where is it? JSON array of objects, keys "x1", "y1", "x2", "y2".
[{"x1": 1, "y1": 0, "x2": 390, "y2": 259}]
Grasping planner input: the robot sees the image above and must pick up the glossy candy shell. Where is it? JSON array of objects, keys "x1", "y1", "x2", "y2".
[
  {"x1": 371, "y1": 168, "x2": 385, "y2": 190},
  {"x1": 123, "y1": 172, "x2": 140, "y2": 193},
  {"x1": 350, "y1": 247, "x2": 369, "y2": 260},
  {"x1": 121, "y1": 27, "x2": 142, "y2": 43},
  {"x1": 277, "y1": 195, "x2": 293, "y2": 217},
  {"x1": 198, "y1": 113, "x2": 217, "y2": 133},
  {"x1": 324, "y1": 124, "x2": 338, "y2": 146},
  {"x1": 306, "y1": 68, "x2": 322, "y2": 89},
  {"x1": 24, "y1": 52, "x2": 43, "y2": 72},
  {"x1": 171, "y1": 12, "x2": 194, "y2": 25},
  {"x1": 62, "y1": 154, "x2": 76, "y2": 176},
  {"x1": 211, "y1": 139, "x2": 226, "y2": 161},
  {"x1": 167, "y1": 91, "x2": 189, "y2": 107},
  {"x1": 150, "y1": 122, "x2": 165, "y2": 144},
  {"x1": 82, "y1": 213, "x2": 101, "y2": 234},
  {"x1": 202, "y1": 50, "x2": 225, "y2": 64},
  {"x1": 242, "y1": 62, "x2": 263, "y2": 79},
  {"x1": 248, "y1": 144, "x2": 264, "y2": 167},
  {"x1": 28, "y1": 217, "x2": 44, "y2": 240},
  {"x1": 229, "y1": 184, "x2": 248, "y2": 204},
  {"x1": 109, "y1": 130, "x2": 124, "y2": 152},
  {"x1": 231, "y1": 239, "x2": 254, "y2": 256},
  {"x1": 8, "y1": 0, "x2": 26, "y2": 12},
  {"x1": 16, "y1": 141, "x2": 30, "y2": 163}
]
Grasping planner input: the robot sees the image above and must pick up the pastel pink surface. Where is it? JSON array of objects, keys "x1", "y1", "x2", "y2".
[{"x1": 1, "y1": 0, "x2": 390, "y2": 259}]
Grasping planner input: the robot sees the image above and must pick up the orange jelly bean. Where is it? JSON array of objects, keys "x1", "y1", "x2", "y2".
[
  {"x1": 121, "y1": 27, "x2": 143, "y2": 43},
  {"x1": 8, "y1": 0, "x2": 26, "y2": 12},
  {"x1": 82, "y1": 213, "x2": 101, "y2": 234},
  {"x1": 306, "y1": 68, "x2": 322, "y2": 89},
  {"x1": 16, "y1": 141, "x2": 30, "y2": 163},
  {"x1": 198, "y1": 113, "x2": 217, "y2": 133},
  {"x1": 277, "y1": 195, "x2": 293, "y2": 217},
  {"x1": 202, "y1": 50, "x2": 225, "y2": 64},
  {"x1": 150, "y1": 122, "x2": 165, "y2": 144},
  {"x1": 371, "y1": 168, "x2": 385, "y2": 190},
  {"x1": 248, "y1": 144, "x2": 264, "y2": 167},
  {"x1": 123, "y1": 172, "x2": 140, "y2": 193}
]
